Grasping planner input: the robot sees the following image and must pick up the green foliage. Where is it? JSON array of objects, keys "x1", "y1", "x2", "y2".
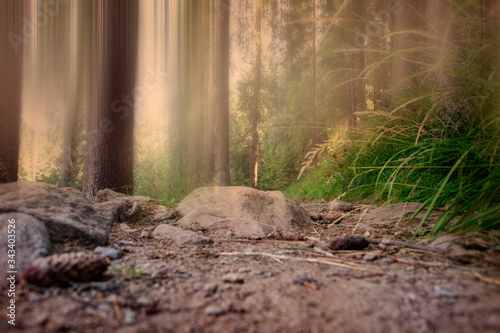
[{"x1": 287, "y1": 0, "x2": 500, "y2": 234}]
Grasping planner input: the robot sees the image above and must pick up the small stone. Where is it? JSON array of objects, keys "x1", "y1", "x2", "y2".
[
  {"x1": 119, "y1": 223, "x2": 131, "y2": 230},
  {"x1": 204, "y1": 304, "x2": 230, "y2": 316},
  {"x1": 378, "y1": 243, "x2": 387, "y2": 250},
  {"x1": 362, "y1": 253, "x2": 378, "y2": 262},
  {"x1": 203, "y1": 283, "x2": 218, "y2": 294},
  {"x1": 226, "y1": 231, "x2": 235, "y2": 238},
  {"x1": 140, "y1": 231, "x2": 150, "y2": 238},
  {"x1": 222, "y1": 273, "x2": 244, "y2": 284},
  {"x1": 310, "y1": 213, "x2": 323, "y2": 221},
  {"x1": 383, "y1": 273, "x2": 397, "y2": 283},
  {"x1": 363, "y1": 231, "x2": 371, "y2": 238},
  {"x1": 238, "y1": 267, "x2": 251, "y2": 273},
  {"x1": 94, "y1": 246, "x2": 123, "y2": 260},
  {"x1": 123, "y1": 309, "x2": 137, "y2": 325},
  {"x1": 380, "y1": 257, "x2": 394, "y2": 265}
]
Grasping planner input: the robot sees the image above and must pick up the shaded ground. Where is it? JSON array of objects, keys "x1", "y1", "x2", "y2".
[{"x1": 2, "y1": 200, "x2": 500, "y2": 332}]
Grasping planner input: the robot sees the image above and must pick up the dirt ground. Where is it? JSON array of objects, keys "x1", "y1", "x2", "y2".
[{"x1": 2, "y1": 200, "x2": 500, "y2": 333}]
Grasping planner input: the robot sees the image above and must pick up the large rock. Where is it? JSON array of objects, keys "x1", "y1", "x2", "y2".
[
  {"x1": 0, "y1": 182, "x2": 115, "y2": 245},
  {"x1": 0, "y1": 213, "x2": 52, "y2": 283},
  {"x1": 176, "y1": 187, "x2": 311, "y2": 238}
]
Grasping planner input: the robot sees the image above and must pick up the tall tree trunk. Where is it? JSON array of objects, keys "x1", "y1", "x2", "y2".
[
  {"x1": 61, "y1": 1, "x2": 85, "y2": 188},
  {"x1": 389, "y1": 1, "x2": 424, "y2": 102},
  {"x1": 83, "y1": 0, "x2": 139, "y2": 200},
  {"x1": 251, "y1": 0, "x2": 262, "y2": 188},
  {"x1": 311, "y1": 0, "x2": 317, "y2": 144},
  {"x1": 216, "y1": 0, "x2": 231, "y2": 186},
  {"x1": 0, "y1": 0, "x2": 26, "y2": 183},
  {"x1": 204, "y1": 0, "x2": 217, "y2": 182},
  {"x1": 426, "y1": 0, "x2": 464, "y2": 122}
]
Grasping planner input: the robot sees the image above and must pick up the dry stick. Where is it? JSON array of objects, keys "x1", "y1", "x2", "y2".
[
  {"x1": 395, "y1": 202, "x2": 409, "y2": 228},
  {"x1": 472, "y1": 271, "x2": 500, "y2": 286},
  {"x1": 365, "y1": 238, "x2": 448, "y2": 255},
  {"x1": 350, "y1": 208, "x2": 368, "y2": 235},
  {"x1": 220, "y1": 251, "x2": 385, "y2": 274}
]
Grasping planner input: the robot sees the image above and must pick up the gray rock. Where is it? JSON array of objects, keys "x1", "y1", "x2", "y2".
[
  {"x1": 0, "y1": 182, "x2": 115, "y2": 245},
  {"x1": 0, "y1": 212, "x2": 52, "y2": 282},
  {"x1": 176, "y1": 186, "x2": 312, "y2": 238},
  {"x1": 152, "y1": 224, "x2": 214, "y2": 245},
  {"x1": 94, "y1": 246, "x2": 123, "y2": 260}
]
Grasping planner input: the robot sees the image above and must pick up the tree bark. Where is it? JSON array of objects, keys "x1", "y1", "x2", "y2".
[
  {"x1": 426, "y1": 0, "x2": 463, "y2": 122},
  {"x1": 390, "y1": 1, "x2": 424, "y2": 101},
  {"x1": 216, "y1": 0, "x2": 231, "y2": 186},
  {"x1": 311, "y1": 0, "x2": 317, "y2": 144},
  {"x1": 0, "y1": 0, "x2": 26, "y2": 183},
  {"x1": 251, "y1": 0, "x2": 262, "y2": 188},
  {"x1": 83, "y1": 0, "x2": 139, "y2": 200}
]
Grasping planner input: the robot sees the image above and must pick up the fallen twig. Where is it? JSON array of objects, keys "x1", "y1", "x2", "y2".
[
  {"x1": 220, "y1": 251, "x2": 385, "y2": 274},
  {"x1": 472, "y1": 271, "x2": 500, "y2": 286},
  {"x1": 365, "y1": 238, "x2": 448, "y2": 255}
]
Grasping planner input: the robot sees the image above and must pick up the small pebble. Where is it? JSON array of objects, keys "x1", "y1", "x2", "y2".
[
  {"x1": 123, "y1": 309, "x2": 137, "y2": 325},
  {"x1": 222, "y1": 273, "x2": 244, "y2": 284},
  {"x1": 383, "y1": 273, "x2": 397, "y2": 283},
  {"x1": 380, "y1": 257, "x2": 394, "y2": 265},
  {"x1": 119, "y1": 223, "x2": 131, "y2": 230},
  {"x1": 362, "y1": 253, "x2": 378, "y2": 262},
  {"x1": 203, "y1": 283, "x2": 218, "y2": 294},
  {"x1": 238, "y1": 267, "x2": 251, "y2": 273},
  {"x1": 94, "y1": 246, "x2": 123, "y2": 260},
  {"x1": 204, "y1": 304, "x2": 230, "y2": 316}
]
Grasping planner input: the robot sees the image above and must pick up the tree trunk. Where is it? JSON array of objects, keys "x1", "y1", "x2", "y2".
[
  {"x1": 0, "y1": 0, "x2": 26, "y2": 183},
  {"x1": 426, "y1": 0, "x2": 464, "y2": 122},
  {"x1": 83, "y1": 0, "x2": 139, "y2": 200},
  {"x1": 204, "y1": 0, "x2": 217, "y2": 182},
  {"x1": 251, "y1": 0, "x2": 262, "y2": 188},
  {"x1": 216, "y1": 0, "x2": 231, "y2": 186},
  {"x1": 311, "y1": 0, "x2": 317, "y2": 144},
  {"x1": 390, "y1": 1, "x2": 424, "y2": 101}
]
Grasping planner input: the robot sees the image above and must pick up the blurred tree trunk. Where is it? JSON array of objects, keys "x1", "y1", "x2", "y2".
[
  {"x1": 426, "y1": 0, "x2": 464, "y2": 122},
  {"x1": 83, "y1": 0, "x2": 139, "y2": 200},
  {"x1": 216, "y1": 0, "x2": 231, "y2": 186},
  {"x1": 61, "y1": 1, "x2": 88, "y2": 188},
  {"x1": 251, "y1": 0, "x2": 262, "y2": 188},
  {"x1": 342, "y1": 0, "x2": 366, "y2": 127},
  {"x1": 389, "y1": 1, "x2": 424, "y2": 102},
  {"x1": 204, "y1": 0, "x2": 216, "y2": 182},
  {"x1": 0, "y1": 0, "x2": 26, "y2": 183},
  {"x1": 311, "y1": 0, "x2": 317, "y2": 144},
  {"x1": 371, "y1": 0, "x2": 391, "y2": 110}
]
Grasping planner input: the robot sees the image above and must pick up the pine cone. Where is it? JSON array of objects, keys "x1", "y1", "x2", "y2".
[{"x1": 22, "y1": 252, "x2": 110, "y2": 287}]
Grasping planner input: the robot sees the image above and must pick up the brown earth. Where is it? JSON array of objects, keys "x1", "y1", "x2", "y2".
[{"x1": 2, "y1": 200, "x2": 500, "y2": 333}]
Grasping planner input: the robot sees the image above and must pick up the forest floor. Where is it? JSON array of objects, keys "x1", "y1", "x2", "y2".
[{"x1": 2, "y1": 200, "x2": 500, "y2": 333}]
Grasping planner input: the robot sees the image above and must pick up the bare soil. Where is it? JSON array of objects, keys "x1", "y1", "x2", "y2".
[{"x1": 2, "y1": 201, "x2": 500, "y2": 333}]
